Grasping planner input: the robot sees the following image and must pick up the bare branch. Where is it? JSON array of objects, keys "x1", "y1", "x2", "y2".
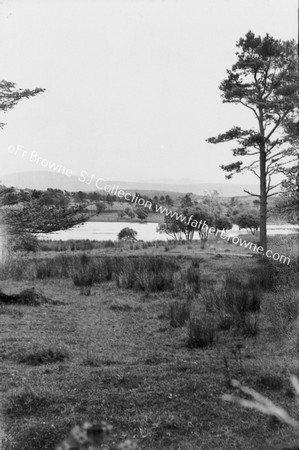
[{"x1": 243, "y1": 189, "x2": 260, "y2": 198}]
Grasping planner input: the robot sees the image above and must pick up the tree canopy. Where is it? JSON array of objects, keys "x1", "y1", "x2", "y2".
[
  {"x1": 118, "y1": 227, "x2": 138, "y2": 241},
  {"x1": 0, "y1": 80, "x2": 45, "y2": 128}
]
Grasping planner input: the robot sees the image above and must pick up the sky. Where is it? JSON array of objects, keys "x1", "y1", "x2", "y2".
[{"x1": 0, "y1": 0, "x2": 297, "y2": 185}]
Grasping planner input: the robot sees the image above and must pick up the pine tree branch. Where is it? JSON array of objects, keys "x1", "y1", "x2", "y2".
[{"x1": 243, "y1": 190, "x2": 260, "y2": 198}]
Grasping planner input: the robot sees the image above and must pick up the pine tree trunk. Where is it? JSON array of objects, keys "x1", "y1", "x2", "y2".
[
  {"x1": 259, "y1": 145, "x2": 267, "y2": 254},
  {"x1": 258, "y1": 109, "x2": 267, "y2": 254}
]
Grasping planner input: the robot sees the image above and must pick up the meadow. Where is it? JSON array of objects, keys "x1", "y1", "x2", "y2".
[{"x1": 0, "y1": 235, "x2": 298, "y2": 450}]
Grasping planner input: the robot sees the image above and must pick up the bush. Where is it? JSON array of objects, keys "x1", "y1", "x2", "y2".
[
  {"x1": 169, "y1": 301, "x2": 191, "y2": 327},
  {"x1": 187, "y1": 316, "x2": 217, "y2": 348},
  {"x1": 235, "y1": 211, "x2": 260, "y2": 234}
]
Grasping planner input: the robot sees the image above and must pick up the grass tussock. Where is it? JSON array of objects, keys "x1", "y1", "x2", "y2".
[
  {"x1": 18, "y1": 347, "x2": 69, "y2": 365},
  {"x1": 202, "y1": 271, "x2": 261, "y2": 336},
  {"x1": 169, "y1": 300, "x2": 191, "y2": 327},
  {"x1": 114, "y1": 256, "x2": 179, "y2": 292},
  {"x1": 187, "y1": 316, "x2": 217, "y2": 348},
  {"x1": 4, "y1": 389, "x2": 57, "y2": 418}
]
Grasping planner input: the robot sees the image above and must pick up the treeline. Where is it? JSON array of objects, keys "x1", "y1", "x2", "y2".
[{"x1": 157, "y1": 192, "x2": 261, "y2": 241}]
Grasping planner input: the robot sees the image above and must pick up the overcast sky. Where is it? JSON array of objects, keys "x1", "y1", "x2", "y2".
[{"x1": 0, "y1": 0, "x2": 297, "y2": 184}]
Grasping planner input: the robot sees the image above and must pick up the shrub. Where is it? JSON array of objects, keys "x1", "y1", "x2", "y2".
[
  {"x1": 187, "y1": 316, "x2": 217, "y2": 348},
  {"x1": 235, "y1": 211, "x2": 260, "y2": 234},
  {"x1": 169, "y1": 301, "x2": 191, "y2": 327}
]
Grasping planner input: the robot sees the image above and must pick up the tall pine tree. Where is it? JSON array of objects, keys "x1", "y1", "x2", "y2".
[{"x1": 207, "y1": 31, "x2": 298, "y2": 252}]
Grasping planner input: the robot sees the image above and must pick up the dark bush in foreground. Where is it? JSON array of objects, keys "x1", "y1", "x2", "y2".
[
  {"x1": 18, "y1": 347, "x2": 69, "y2": 365},
  {"x1": 187, "y1": 317, "x2": 217, "y2": 348}
]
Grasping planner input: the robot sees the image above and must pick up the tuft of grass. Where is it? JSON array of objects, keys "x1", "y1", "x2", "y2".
[
  {"x1": 4, "y1": 390, "x2": 57, "y2": 418},
  {"x1": 186, "y1": 265, "x2": 201, "y2": 293},
  {"x1": 169, "y1": 300, "x2": 191, "y2": 327},
  {"x1": 110, "y1": 302, "x2": 135, "y2": 311},
  {"x1": 201, "y1": 271, "x2": 261, "y2": 336},
  {"x1": 18, "y1": 347, "x2": 69, "y2": 365},
  {"x1": 247, "y1": 261, "x2": 275, "y2": 291},
  {"x1": 257, "y1": 373, "x2": 284, "y2": 391},
  {"x1": 187, "y1": 316, "x2": 217, "y2": 348},
  {"x1": 70, "y1": 258, "x2": 97, "y2": 295},
  {"x1": 2, "y1": 421, "x2": 69, "y2": 450}
]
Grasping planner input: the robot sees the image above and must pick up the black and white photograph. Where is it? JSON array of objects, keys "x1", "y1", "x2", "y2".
[{"x1": 0, "y1": 0, "x2": 298, "y2": 448}]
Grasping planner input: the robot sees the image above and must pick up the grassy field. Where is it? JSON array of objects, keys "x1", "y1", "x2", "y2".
[{"x1": 0, "y1": 235, "x2": 298, "y2": 449}]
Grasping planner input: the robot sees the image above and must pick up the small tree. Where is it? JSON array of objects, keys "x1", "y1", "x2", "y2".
[
  {"x1": 236, "y1": 211, "x2": 260, "y2": 235},
  {"x1": 180, "y1": 193, "x2": 193, "y2": 209},
  {"x1": 165, "y1": 194, "x2": 174, "y2": 206},
  {"x1": 214, "y1": 216, "x2": 233, "y2": 232},
  {"x1": 157, "y1": 216, "x2": 182, "y2": 241},
  {"x1": 95, "y1": 202, "x2": 106, "y2": 214},
  {"x1": 118, "y1": 227, "x2": 137, "y2": 241}
]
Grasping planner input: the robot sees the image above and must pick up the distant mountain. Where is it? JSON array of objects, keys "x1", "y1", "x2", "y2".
[{"x1": 1, "y1": 171, "x2": 259, "y2": 197}]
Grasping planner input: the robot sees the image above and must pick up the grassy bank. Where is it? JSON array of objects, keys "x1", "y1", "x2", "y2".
[{"x1": 0, "y1": 237, "x2": 298, "y2": 449}]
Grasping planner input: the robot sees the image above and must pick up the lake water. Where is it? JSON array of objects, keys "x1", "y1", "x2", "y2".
[{"x1": 38, "y1": 222, "x2": 299, "y2": 242}]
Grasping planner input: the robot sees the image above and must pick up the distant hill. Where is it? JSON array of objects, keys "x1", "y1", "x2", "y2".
[{"x1": 1, "y1": 171, "x2": 259, "y2": 197}]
